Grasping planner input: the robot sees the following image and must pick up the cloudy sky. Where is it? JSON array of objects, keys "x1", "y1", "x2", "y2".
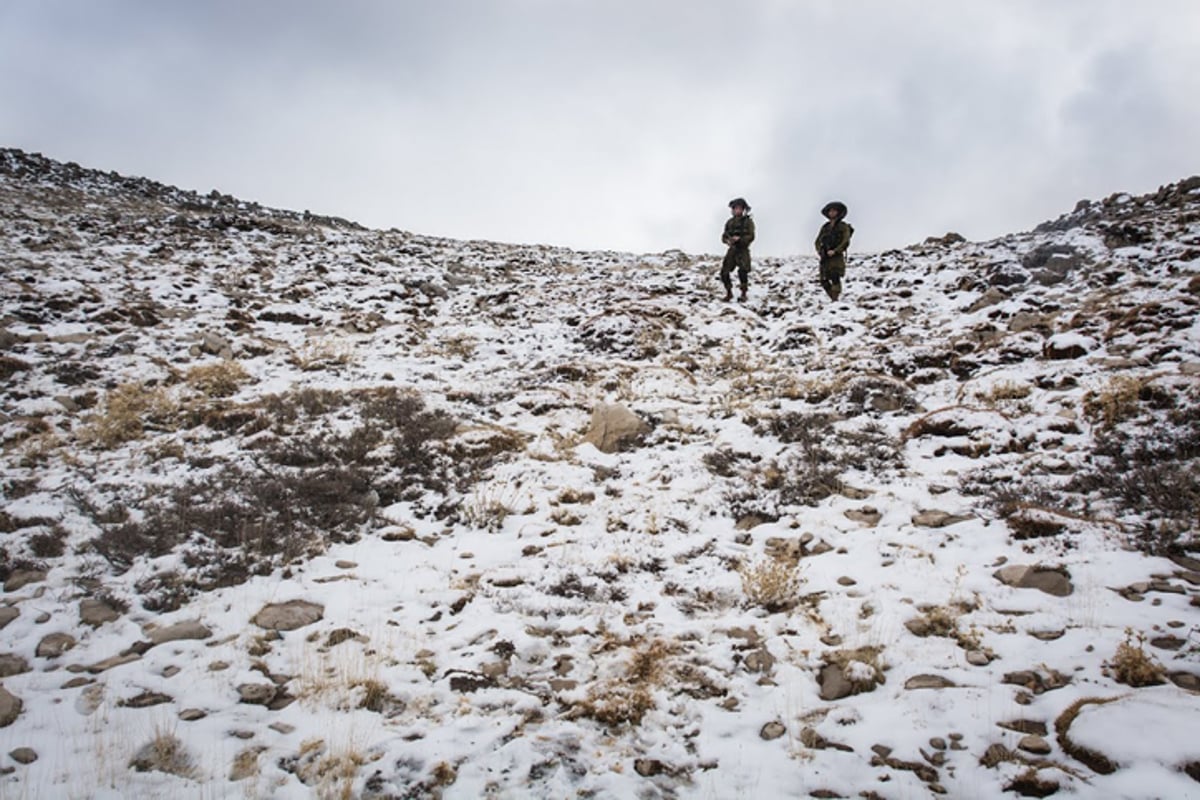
[{"x1": 2, "y1": 1, "x2": 1198, "y2": 256}]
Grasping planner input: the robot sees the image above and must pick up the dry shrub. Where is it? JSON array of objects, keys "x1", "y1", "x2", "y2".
[
  {"x1": 79, "y1": 382, "x2": 177, "y2": 447},
  {"x1": 1107, "y1": 630, "x2": 1166, "y2": 687},
  {"x1": 185, "y1": 359, "x2": 251, "y2": 397},
  {"x1": 571, "y1": 638, "x2": 676, "y2": 728},
  {"x1": 740, "y1": 557, "x2": 803, "y2": 612},
  {"x1": 278, "y1": 738, "x2": 368, "y2": 800},
  {"x1": 129, "y1": 731, "x2": 196, "y2": 778},
  {"x1": 1082, "y1": 375, "x2": 1144, "y2": 428}
]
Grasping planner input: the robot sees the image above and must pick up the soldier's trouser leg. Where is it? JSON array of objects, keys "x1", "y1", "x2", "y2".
[
  {"x1": 737, "y1": 257, "x2": 750, "y2": 293},
  {"x1": 720, "y1": 252, "x2": 736, "y2": 297},
  {"x1": 819, "y1": 261, "x2": 841, "y2": 301}
]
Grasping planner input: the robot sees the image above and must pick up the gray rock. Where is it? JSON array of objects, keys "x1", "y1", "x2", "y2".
[
  {"x1": 634, "y1": 758, "x2": 665, "y2": 777},
  {"x1": 993, "y1": 565, "x2": 1073, "y2": 597},
  {"x1": 966, "y1": 650, "x2": 991, "y2": 666},
  {"x1": 1168, "y1": 672, "x2": 1200, "y2": 692},
  {"x1": 0, "y1": 607, "x2": 16, "y2": 629},
  {"x1": 237, "y1": 683, "x2": 277, "y2": 705},
  {"x1": 0, "y1": 686, "x2": 21, "y2": 727},
  {"x1": 844, "y1": 507, "x2": 881, "y2": 526},
  {"x1": 230, "y1": 746, "x2": 267, "y2": 781},
  {"x1": 1018, "y1": 735, "x2": 1052, "y2": 755},
  {"x1": 251, "y1": 600, "x2": 324, "y2": 631},
  {"x1": 818, "y1": 664, "x2": 852, "y2": 701},
  {"x1": 178, "y1": 708, "x2": 208, "y2": 721},
  {"x1": 582, "y1": 403, "x2": 651, "y2": 453},
  {"x1": 4, "y1": 570, "x2": 46, "y2": 592},
  {"x1": 146, "y1": 620, "x2": 213, "y2": 645},
  {"x1": 79, "y1": 597, "x2": 121, "y2": 627},
  {"x1": 8, "y1": 747, "x2": 37, "y2": 764},
  {"x1": 912, "y1": 510, "x2": 973, "y2": 528},
  {"x1": 904, "y1": 674, "x2": 957, "y2": 690},
  {"x1": 0, "y1": 655, "x2": 30, "y2": 678},
  {"x1": 760, "y1": 721, "x2": 787, "y2": 740},
  {"x1": 743, "y1": 646, "x2": 776, "y2": 674},
  {"x1": 75, "y1": 684, "x2": 105, "y2": 715},
  {"x1": 35, "y1": 632, "x2": 76, "y2": 658}
]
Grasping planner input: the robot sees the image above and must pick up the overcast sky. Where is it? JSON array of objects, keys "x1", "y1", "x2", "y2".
[{"x1": 2, "y1": 1, "x2": 1198, "y2": 257}]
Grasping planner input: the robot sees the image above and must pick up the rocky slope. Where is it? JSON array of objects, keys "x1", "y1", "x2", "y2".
[{"x1": 1, "y1": 148, "x2": 1198, "y2": 798}]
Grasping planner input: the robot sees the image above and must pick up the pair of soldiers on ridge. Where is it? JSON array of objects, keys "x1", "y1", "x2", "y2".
[{"x1": 719, "y1": 198, "x2": 852, "y2": 302}]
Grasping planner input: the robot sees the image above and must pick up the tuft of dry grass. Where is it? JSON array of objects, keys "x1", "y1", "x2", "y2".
[
  {"x1": 1107, "y1": 630, "x2": 1166, "y2": 687},
  {"x1": 1082, "y1": 375, "x2": 1145, "y2": 428},
  {"x1": 78, "y1": 382, "x2": 178, "y2": 447},
  {"x1": 739, "y1": 557, "x2": 803, "y2": 613},
  {"x1": 185, "y1": 359, "x2": 251, "y2": 397}
]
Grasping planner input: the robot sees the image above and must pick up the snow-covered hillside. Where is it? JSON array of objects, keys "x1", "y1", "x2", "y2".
[{"x1": 1, "y1": 148, "x2": 1198, "y2": 799}]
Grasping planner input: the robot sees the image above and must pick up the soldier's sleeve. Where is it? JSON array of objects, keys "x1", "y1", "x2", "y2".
[
  {"x1": 833, "y1": 222, "x2": 851, "y2": 254},
  {"x1": 814, "y1": 225, "x2": 825, "y2": 253},
  {"x1": 743, "y1": 218, "x2": 755, "y2": 246},
  {"x1": 721, "y1": 219, "x2": 732, "y2": 245}
]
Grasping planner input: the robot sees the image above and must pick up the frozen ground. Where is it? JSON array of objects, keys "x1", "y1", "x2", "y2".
[{"x1": 1, "y1": 150, "x2": 1198, "y2": 798}]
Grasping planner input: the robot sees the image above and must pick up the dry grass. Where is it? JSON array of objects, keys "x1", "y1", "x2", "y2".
[
  {"x1": 739, "y1": 557, "x2": 803, "y2": 612},
  {"x1": 185, "y1": 359, "x2": 251, "y2": 397},
  {"x1": 1107, "y1": 630, "x2": 1166, "y2": 687},
  {"x1": 291, "y1": 338, "x2": 355, "y2": 371},
  {"x1": 569, "y1": 637, "x2": 677, "y2": 728},
  {"x1": 1082, "y1": 375, "x2": 1145, "y2": 428},
  {"x1": 78, "y1": 382, "x2": 178, "y2": 447}
]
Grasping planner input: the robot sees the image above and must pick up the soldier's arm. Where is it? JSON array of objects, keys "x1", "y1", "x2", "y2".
[
  {"x1": 742, "y1": 219, "x2": 755, "y2": 246},
  {"x1": 831, "y1": 223, "x2": 851, "y2": 254}
]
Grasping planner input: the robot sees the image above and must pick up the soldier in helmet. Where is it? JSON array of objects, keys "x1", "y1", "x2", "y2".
[
  {"x1": 815, "y1": 201, "x2": 852, "y2": 301},
  {"x1": 720, "y1": 197, "x2": 755, "y2": 301}
]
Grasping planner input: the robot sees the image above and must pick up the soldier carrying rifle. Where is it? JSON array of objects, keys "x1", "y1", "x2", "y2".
[{"x1": 815, "y1": 201, "x2": 853, "y2": 301}]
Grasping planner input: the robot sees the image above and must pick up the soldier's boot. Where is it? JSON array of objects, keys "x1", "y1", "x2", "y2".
[
  {"x1": 827, "y1": 281, "x2": 841, "y2": 301},
  {"x1": 738, "y1": 285, "x2": 748, "y2": 302},
  {"x1": 722, "y1": 288, "x2": 733, "y2": 301}
]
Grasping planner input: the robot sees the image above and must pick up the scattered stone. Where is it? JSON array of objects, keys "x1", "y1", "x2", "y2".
[
  {"x1": 35, "y1": 632, "x2": 76, "y2": 658},
  {"x1": 79, "y1": 597, "x2": 121, "y2": 627},
  {"x1": 381, "y1": 525, "x2": 416, "y2": 542},
  {"x1": 965, "y1": 650, "x2": 991, "y2": 666},
  {"x1": 4, "y1": 570, "x2": 46, "y2": 592},
  {"x1": 86, "y1": 652, "x2": 142, "y2": 673},
  {"x1": 912, "y1": 510, "x2": 973, "y2": 528},
  {"x1": 0, "y1": 655, "x2": 29, "y2": 678},
  {"x1": 844, "y1": 507, "x2": 882, "y2": 526},
  {"x1": 1018, "y1": 735, "x2": 1052, "y2": 756},
  {"x1": 801, "y1": 727, "x2": 854, "y2": 752},
  {"x1": 251, "y1": 600, "x2": 324, "y2": 631},
  {"x1": 119, "y1": 691, "x2": 173, "y2": 709},
  {"x1": 929, "y1": 737, "x2": 946, "y2": 751},
  {"x1": 230, "y1": 746, "x2": 267, "y2": 781},
  {"x1": 998, "y1": 719, "x2": 1048, "y2": 736},
  {"x1": 905, "y1": 674, "x2": 957, "y2": 690},
  {"x1": 0, "y1": 687, "x2": 21, "y2": 727},
  {"x1": 8, "y1": 748, "x2": 36, "y2": 764},
  {"x1": 818, "y1": 664, "x2": 853, "y2": 701},
  {"x1": 75, "y1": 685, "x2": 105, "y2": 715},
  {"x1": 1168, "y1": 672, "x2": 1200, "y2": 692},
  {"x1": 146, "y1": 619, "x2": 213, "y2": 645},
  {"x1": 237, "y1": 684, "x2": 277, "y2": 706},
  {"x1": 178, "y1": 708, "x2": 207, "y2": 721},
  {"x1": 1003, "y1": 668, "x2": 1070, "y2": 695},
  {"x1": 582, "y1": 403, "x2": 651, "y2": 453},
  {"x1": 334, "y1": 560, "x2": 356, "y2": 569},
  {"x1": 993, "y1": 565, "x2": 1073, "y2": 597},
  {"x1": 60, "y1": 677, "x2": 91, "y2": 689},
  {"x1": 760, "y1": 721, "x2": 787, "y2": 741},
  {"x1": 0, "y1": 607, "x2": 16, "y2": 629},
  {"x1": 743, "y1": 646, "x2": 776, "y2": 674},
  {"x1": 269, "y1": 722, "x2": 296, "y2": 735},
  {"x1": 1029, "y1": 629, "x2": 1065, "y2": 641},
  {"x1": 837, "y1": 576, "x2": 857, "y2": 587}
]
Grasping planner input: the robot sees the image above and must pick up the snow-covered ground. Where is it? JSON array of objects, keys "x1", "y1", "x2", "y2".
[{"x1": 1, "y1": 149, "x2": 1198, "y2": 798}]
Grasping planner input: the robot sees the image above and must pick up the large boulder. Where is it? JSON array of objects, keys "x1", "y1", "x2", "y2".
[
  {"x1": 252, "y1": 600, "x2": 324, "y2": 631},
  {"x1": 0, "y1": 685, "x2": 21, "y2": 727},
  {"x1": 583, "y1": 403, "x2": 651, "y2": 453}
]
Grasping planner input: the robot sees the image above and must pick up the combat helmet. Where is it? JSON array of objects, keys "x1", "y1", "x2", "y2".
[
  {"x1": 729, "y1": 197, "x2": 751, "y2": 211},
  {"x1": 821, "y1": 201, "x2": 848, "y2": 218}
]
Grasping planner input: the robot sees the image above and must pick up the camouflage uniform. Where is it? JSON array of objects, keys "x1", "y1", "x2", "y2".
[
  {"x1": 721, "y1": 208, "x2": 755, "y2": 300},
  {"x1": 816, "y1": 201, "x2": 851, "y2": 301}
]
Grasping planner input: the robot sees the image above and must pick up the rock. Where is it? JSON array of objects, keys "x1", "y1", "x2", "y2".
[
  {"x1": 965, "y1": 650, "x2": 991, "y2": 666},
  {"x1": 4, "y1": 570, "x2": 46, "y2": 592},
  {"x1": 993, "y1": 565, "x2": 1073, "y2": 597},
  {"x1": 760, "y1": 721, "x2": 787, "y2": 741},
  {"x1": 1018, "y1": 735, "x2": 1052, "y2": 755},
  {"x1": 743, "y1": 646, "x2": 776, "y2": 674},
  {"x1": 269, "y1": 722, "x2": 295, "y2": 734},
  {"x1": 86, "y1": 652, "x2": 141, "y2": 673},
  {"x1": 251, "y1": 600, "x2": 323, "y2": 631},
  {"x1": 199, "y1": 331, "x2": 232, "y2": 357},
  {"x1": 35, "y1": 632, "x2": 76, "y2": 658},
  {"x1": 837, "y1": 576, "x2": 857, "y2": 587},
  {"x1": 8, "y1": 747, "x2": 37, "y2": 764},
  {"x1": 905, "y1": 617, "x2": 933, "y2": 637},
  {"x1": 79, "y1": 597, "x2": 122, "y2": 627},
  {"x1": 178, "y1": 708, "x2": 207, "y2": 721},
  {"x1": 237, "y1": 683, "x2": 277, "y2": 706},
  {"x1": 818, "y1": 664, "x2": 852, "y2": 701},
  {"x1": 998, "y1": 719, "x2": 1048, "y2": 736},
  {"x1": 0, "y1": 607, "x2": 18, "y2": 629},
  {"x1": 129, "y1": 734, "x2": 194, "y2": 777},
  {"x1": 905, "y1": 674, "x2": 957, "y2": 690},
  {"x1": 844, "y1": 507, "x2": 881, "y2": 526},
  {"x1": 119, "y1": 691, "x2": 173, "y2": 708},
  {"x1": 912, "y1": 510, "x2": 972, "y2": 528},
  {"x1": 967, "y1": 287, "x2": 1008, "y2": 312},
  {"x1": 582, "y1": 403, "x2": 651, "y2": 453},
  {"x1": 1008, "y1": 311, "x2": 1054, "y2": 333},
  {"x1": 145, "y1": 619, "x2": 213, "y2": 645},
  {"x1": 1043, "y1": 333, "x2": 1094, "y2": 360},
  {"x1": 0, "y1": 655, "x2": 29, "y2": 678},
  {"x1": 1168, "y1": 672, "x2": 1200, "y2": 692},
  {"x1": 0, "y1": 686, "x2": 21, "y2": 727}
]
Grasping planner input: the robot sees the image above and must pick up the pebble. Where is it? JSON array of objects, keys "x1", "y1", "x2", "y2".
[
  {"x1": 1018, "y1": 735, "x2": 1052, "y2": 755},
  {"x1": 760, "y1": 721, "x2": 786, "y2": 740}
]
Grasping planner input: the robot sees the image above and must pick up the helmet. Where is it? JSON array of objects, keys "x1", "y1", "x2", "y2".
[
  {"x1": 729, "y1": 197, "x2": 751, "y2": 211},
  {"x1": 822, "y1": 201, "x2": 848, "y2": 218}
]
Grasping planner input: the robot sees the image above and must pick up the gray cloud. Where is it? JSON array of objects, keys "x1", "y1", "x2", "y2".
[{"x1": 2, "y1": 1, "x2": 1198, "y2": 256}]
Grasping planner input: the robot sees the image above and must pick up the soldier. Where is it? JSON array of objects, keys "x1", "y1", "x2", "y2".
[
  {"x1": 720, "y1": 197, "x2": 755, "y2": 301},
  {"x1": 815, "y1": 201, "x2": 852, "y2": 301}
]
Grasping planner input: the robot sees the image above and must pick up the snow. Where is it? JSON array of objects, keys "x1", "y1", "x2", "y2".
[{"x1": 0, "y1": 151, "x2": 1198, "y2": 797}]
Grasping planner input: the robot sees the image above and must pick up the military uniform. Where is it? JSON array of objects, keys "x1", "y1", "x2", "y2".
[
  {"x1": 816, "y1": 201, "x2": 851, "y2": 301},
  {"x1": 721, "y1": 201, "x2": 755, "y2": 300}
]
